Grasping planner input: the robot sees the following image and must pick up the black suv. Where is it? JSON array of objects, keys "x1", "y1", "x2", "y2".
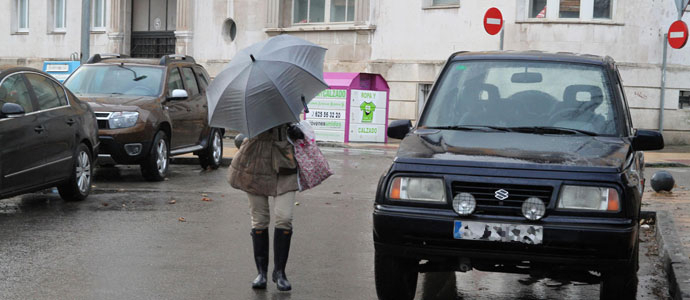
[
  {"x1": 374, "y1": 51, "x2": 664, "y2": 300},
  {"x1": 64, "y1": 54, "x2": 224, "y2": 181}
]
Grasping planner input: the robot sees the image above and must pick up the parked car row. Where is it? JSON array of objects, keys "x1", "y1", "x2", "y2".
[{"x1": 0, "y1": 54, "x2": 224, "y2": 202}]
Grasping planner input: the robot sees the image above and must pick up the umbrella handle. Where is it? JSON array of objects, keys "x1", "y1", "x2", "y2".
[{"x1": 301, "y1": 96, "x2": 309, "y2": 113}]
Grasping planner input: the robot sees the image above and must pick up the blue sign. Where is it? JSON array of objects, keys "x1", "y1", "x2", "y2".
[{"x1": 43, "y1": 61, "x2": 81, "y2": 83}]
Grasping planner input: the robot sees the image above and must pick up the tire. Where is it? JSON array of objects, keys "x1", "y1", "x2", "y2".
[
  {"x1": 198, "y1": 128, "x2": 223, "y2": 170},
  {"x1": 58, "y1": 143, "x2": 92, "y2": 201},
  {"x1": 375, "y1": 251, "x2": 419, "y2": 300},
  {"x1": 140, "y1": 131, "x2": 169, "y2": 181},
  {"x1": 600, "y1": 239, "x2": 639, "y2": 300}
]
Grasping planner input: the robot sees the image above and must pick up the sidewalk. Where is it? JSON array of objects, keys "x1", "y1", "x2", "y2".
[
  {"x1": 178, "y1": 137, "x2": 689, "y2": 168},
  {"x1": 642, "y1": 167, "x2": 690, "y2": 299},
  {"x1": 644, "y1": 145, "x2": 690, "y2": 167}
]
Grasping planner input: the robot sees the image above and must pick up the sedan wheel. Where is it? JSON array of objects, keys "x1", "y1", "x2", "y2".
[
  {"x1": 58, "y1": 143, "x2": 92, "y2": 201},
  {"x1": 76, "y1": 150, "x2": 92, "y2": 194}
]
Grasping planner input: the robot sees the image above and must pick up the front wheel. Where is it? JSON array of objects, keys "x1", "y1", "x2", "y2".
[
  {"x1": 375, "y1": 251, "x2": 419, "y2": 300},
  {"x1": 58, "y1": 143, "x2": 92, "y2": 201},
  {"x1": 140, "y1": 131, "x2": 169, "y2": 181},
  {"x1": 600, "y1": 240, "x2": 639, "y2": 299},
  {"x1": 198, "y1": 128, "x2": 223, "y2": 170}
]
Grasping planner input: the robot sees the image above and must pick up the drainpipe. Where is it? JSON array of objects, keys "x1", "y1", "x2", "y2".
[
  {"x1": 659, "y1": 33, "x2": 668, "y2": 133},
  {"x1": 80, "y1": 0, "x2": 91, "y2": 64}
]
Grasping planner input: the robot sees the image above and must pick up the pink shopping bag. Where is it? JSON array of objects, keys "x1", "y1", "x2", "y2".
[{"x1": 293, "y1": 122, "x2": 333, "y2": 191}]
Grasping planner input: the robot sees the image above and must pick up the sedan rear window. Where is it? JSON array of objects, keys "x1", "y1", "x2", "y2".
[
  {"x1": 65, "y1": 65, "x2": 163, "y2": 97},
  {"x1": 420, "y1": 60, "x2": 620, "y2": 136}
]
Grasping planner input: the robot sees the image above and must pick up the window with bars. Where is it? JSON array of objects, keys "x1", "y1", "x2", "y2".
[{"x1": 680, "y1": 91, "x2": 690, "y2": 109}]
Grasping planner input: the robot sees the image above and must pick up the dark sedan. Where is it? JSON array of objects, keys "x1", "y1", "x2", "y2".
[{"x1": 0, "y1": 66, "x2": 99, "y2": 201}]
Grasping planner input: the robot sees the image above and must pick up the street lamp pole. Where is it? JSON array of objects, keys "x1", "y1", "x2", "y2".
[{"x1": 80, "y1": 0, "x2": 91, "y2": 64}]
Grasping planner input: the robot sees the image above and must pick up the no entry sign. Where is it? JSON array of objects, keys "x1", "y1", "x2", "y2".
[
  {"x1": 484, "y1": 7, "x2": 503, "y2": 35},
  {"x1": 668, "y1": 20, "x2": 688, "y2": 49}
]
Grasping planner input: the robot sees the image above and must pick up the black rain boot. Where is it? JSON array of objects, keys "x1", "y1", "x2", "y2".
[
  {"x1": 251, "y1": 228, "x2": 269, "y2": 289},
  {"x1": 273, "y1": 228, "x2": 293, "y2": 291}
]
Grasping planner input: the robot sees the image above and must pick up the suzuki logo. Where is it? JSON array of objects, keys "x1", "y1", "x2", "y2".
[{"x1": 495, "y1": 189, "x2": 509, "y2": 201}]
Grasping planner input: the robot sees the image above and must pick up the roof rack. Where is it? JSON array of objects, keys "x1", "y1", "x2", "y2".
[
  {"x1": 86, "y1": 53, "x2": 127, "y2": 64},
  {"x1": 159, "y1": 54, "x2": 196, "y2": 65}
]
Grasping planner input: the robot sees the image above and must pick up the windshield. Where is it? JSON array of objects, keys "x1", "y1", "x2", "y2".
[
  {"x1": 64, "y1": 64, "x2": 163, "y2": 97},
  {"x1": 420, "y1": 60, "x2": 620, "y2": 136}
]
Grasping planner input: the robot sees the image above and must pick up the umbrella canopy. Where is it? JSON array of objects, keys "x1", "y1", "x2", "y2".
[{"x1": 207, "y1": 34, "x2": 328, "y2": 138}]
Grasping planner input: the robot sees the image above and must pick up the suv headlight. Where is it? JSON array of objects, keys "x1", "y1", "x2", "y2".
[
  {"x1": 388, "y1": 177, "x2": 446, "y2": 203},
  {"x1": 557, "y1": 185, "x2": 620, "y2": 211},
  {"x1": 108, "y1": 112, "x2": 139, "y2": 129}
]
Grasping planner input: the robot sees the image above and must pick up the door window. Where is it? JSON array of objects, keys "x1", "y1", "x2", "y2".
[
  {"x1": 181, "y1": 67, "x2": 200, "y2": 96},
  {"x1": 193, "y1": 67, "x2": 209, "y2": 92},
  {"x1": 0, "y1": 74, "x2": 34, "y2": 112},
  {"x1": 25, "y1": 74, "x2": 62, "y2": 110},
  {"x1": 167, "y1": 67, "x2": 184, "y2": 95}
]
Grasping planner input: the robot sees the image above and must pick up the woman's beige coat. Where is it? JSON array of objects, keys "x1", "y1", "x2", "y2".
[{"x1": 228, "y1": 126, "x2": 299, "y2": 196}]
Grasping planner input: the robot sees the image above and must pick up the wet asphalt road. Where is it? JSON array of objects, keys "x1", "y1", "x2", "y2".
[{"x1": 0, "y1": 147, "x2": 669, "y2": 300}]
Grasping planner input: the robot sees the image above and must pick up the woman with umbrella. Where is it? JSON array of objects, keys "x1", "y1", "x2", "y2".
[{"x1": 206, "y1": 35, "x2": 328, "y2": 291}]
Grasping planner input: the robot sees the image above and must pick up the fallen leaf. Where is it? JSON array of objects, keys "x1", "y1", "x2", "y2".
[
  {"x1": 295, "y1": 202, "x2": 300, "y2": 206},
  {"x1": 102, "y1": 203, "x2": 109, "y2": 207},
  {"x1": 201, "y1": 193, "x2": 208, "y2": 197},
  {"x1": 202, "y1": 197, "x2": 212, "y2": 202},
  {"x1": 169, "y1": 199, "x2": 176, "y2": 204},
  {"x1": 333, "y1": 191, "x2": 341, "y2": 195},
  {"x1": 178, "y1": 217, "x2": 186, "y2": 222}
]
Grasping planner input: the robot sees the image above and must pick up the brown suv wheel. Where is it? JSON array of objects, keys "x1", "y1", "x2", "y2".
[{"x1": 140, "y1": 131, "x2": 169, "y2": 181}]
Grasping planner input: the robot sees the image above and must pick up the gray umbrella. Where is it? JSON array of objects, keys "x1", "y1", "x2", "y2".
[{"x1": 207, "y1": 34, "x2": 328, "y2": 138}]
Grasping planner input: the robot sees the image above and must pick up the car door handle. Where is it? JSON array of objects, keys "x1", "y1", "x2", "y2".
[
  {"x1": 34, "y1": 126, "x2": 45, "y2": 133},
  {"x1": 66, "y1": 118, "x2": 76, "y2": 126}
]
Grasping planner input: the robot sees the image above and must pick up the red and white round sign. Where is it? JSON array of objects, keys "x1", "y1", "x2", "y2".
[
  {"x1": 484, "y1": 7, "x2": 503, "y2": 35},
  {"x1": 668, "y1": 20, "x2": 688, "y2": 49}
]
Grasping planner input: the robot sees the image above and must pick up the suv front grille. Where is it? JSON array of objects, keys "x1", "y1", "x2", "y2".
[{"x1": 452, "y1": 181, "x2": 553, "y2": 216}]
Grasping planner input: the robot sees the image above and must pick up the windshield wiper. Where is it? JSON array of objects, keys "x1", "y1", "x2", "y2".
[
  {"x1": 426, "y1": 125, "x2": 511, "y2": 132},
  {"x1": 106, "y1": 62, "x2": 148, "y2": 81},
  {"x1": 507, "y1": 126, "x2": 598, "y2": 136}
]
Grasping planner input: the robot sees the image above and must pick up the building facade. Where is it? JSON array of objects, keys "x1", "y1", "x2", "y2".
[{"x1": 2, "y1": 0, "x2": 689, "y2": 143}]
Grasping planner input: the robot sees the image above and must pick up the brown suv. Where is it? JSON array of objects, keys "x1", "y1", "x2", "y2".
[{"x1": 64, "y1": 54, "x2": 223, "y2": 181}]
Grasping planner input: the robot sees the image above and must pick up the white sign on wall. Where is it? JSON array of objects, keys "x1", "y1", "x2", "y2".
[
  {"x1": 306, "y1": 89, "x2": 347, "y2": 142},
  {"x1": 349, "y1": 89, "x2": 387, "y2": 142}
]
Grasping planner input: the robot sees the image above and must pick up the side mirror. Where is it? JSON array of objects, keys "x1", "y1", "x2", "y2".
[
  {"x1": 0, "y1": 103, "x2": 25, "y2": 119},
  {"x1": 388, "y1": 119, "x2": 412, "y2": 140},
  {"x1": 167, "y1": 89, "x2": 188, "y2": 101},
  {"x1": 632, "y1": 130, "x2": 664, "y2": 151}
]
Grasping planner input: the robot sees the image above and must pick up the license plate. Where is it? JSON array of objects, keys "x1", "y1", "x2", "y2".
[{"x1": 453, "y1": 220, "x2": 543, "y2": 244}]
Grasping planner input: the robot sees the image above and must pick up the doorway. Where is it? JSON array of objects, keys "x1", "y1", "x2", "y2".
[{"x1": 131, "y1": 0, "x2": 177, "y2": 58}]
